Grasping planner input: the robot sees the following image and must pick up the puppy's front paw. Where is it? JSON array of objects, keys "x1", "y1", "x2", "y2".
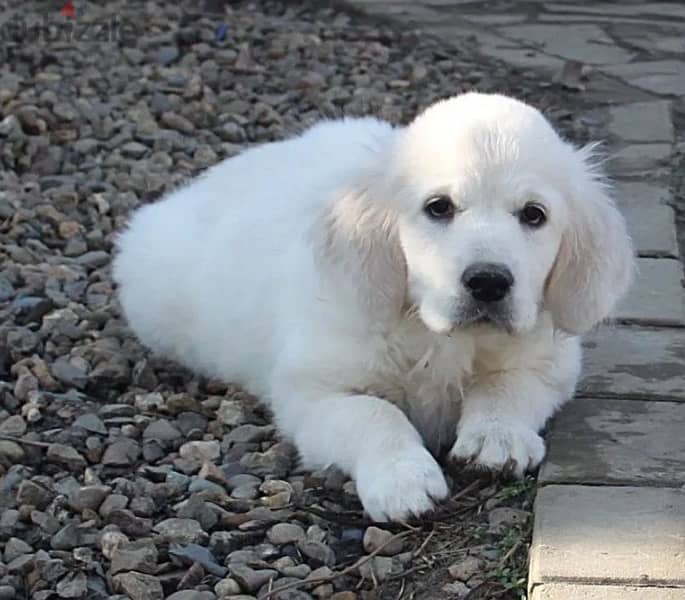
[
  {"x1": 356, "y1": 447, "x2": 448, "y2": 522},
  {"x1": 450, "y1": 419, "x2": 545, "y2": 476}
]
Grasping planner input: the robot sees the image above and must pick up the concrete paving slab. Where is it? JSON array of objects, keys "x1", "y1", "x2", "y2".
[
  {"x1": 545, "y1": 2, "x2": 685, "y2": 19},
  {"x1": 497, "y1": 24, "x2": 635, "y2": 64},
  {"x1": 608, "y1": 144, "x2": 672, "y2": 176},
  {"x1": 600, "y1": 60, "x2": 685, "y2": 96},
  {"x1": 623, "y1": 203, "x2": 679, "y2": 257},
  {"x1": 540, "y1": 397, "x2": 685, "y2": 486},
  {"x1": 608, "y1": 101, "x2": 674, "y2": 143},
  {"x1": 532, "y1": 583, "x2": 685, "y2": 600},
  {"x1": 347, "y1": 0, "x2": 422, "y2": 3},
  {"x1": 615, "y1": 258, "x2": 685, "y2": 325},
  {"x1": 352, "y1": 2, "x2": 445, "y2": 23},
  {"x1": 423, "y1": 0, "x2": 479, "y2": 4},
  {"x1": 613, "y1": 181, "x2": 679, "y2": 258},
  {"x1": 614, "y1": 181, "x2": 673, "y2": 207},
  {"x1": 537, "y1": 14, "x2": 685, "y2": 27},
  {"x1": 579, "y1": 71, "x2": 657, "y2": 105},
  {"x1": 478, "y1": 40, "x2": 565, "y2": 71},
  {"x1": 530, "y1": 485, "x2": 685, "y2": 585},
  {"x1": 612, "y1": 22, "x2": 685, "y2": 56},
  {"x1": 464, "y1": 14, "x2": 528, "y2": 26},
  {"x1": 619, "y1": 2, "x2": 685, "y2": 18},
  {"x1": 579, "y1": 327, "x2": 685, "y2": 400},
  {"x1": 430, "y1": 26, "x2": 566, "y2": 71}
]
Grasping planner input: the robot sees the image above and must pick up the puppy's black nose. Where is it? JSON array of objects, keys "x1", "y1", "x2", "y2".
[{"x1": 462, "y1": 263, "x2": 513, "y2": 303}]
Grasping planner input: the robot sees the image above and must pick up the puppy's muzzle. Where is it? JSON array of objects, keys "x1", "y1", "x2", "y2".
[{"x1": 462, "y1": 262, "x2": 513, "y2": 303}]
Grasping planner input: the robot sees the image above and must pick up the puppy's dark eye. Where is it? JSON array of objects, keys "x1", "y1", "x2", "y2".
[
  {"x1": 424, "y1": 195, "x2": 455, "y2": 221},
  {"x1": 519, "y1": 203, "x2": 547, "y2": 228}
]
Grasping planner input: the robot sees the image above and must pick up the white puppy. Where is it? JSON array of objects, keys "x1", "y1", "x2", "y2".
[{"x1": 114, "y1": 93, "x2": 634, "y2": 522}]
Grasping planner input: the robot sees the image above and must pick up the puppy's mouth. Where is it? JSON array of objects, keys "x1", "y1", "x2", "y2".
[
  {"x1": 453, "y1": 303, "x2": 514, "y2": 334},
  {"x1": 413, "y1": 296, "x2": 519, "y2": 336}
]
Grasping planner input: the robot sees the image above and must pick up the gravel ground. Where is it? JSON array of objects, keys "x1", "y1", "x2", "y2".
[{"x1": 0, "y1": 1, "x2": 595, "y2": 599}]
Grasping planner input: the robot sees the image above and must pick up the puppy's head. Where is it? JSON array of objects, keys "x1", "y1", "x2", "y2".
[
  {"x1": 386, "y1": 93, "x2": 634, "y2": 336},
  {"x1": 325, "y1": 93, "x2": 634, "y2": 336}
]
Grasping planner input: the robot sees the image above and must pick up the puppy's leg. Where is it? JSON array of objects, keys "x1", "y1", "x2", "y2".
[
  {"x1": 273, "y1": 392, "x2": 448, "y2": 522},
  {"x1": 450, "y1": 335, "x2": 581, "y2": 475}
]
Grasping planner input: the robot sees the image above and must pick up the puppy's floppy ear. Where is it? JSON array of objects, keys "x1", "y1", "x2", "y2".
[
  {"x1": 316, "y1": 172, "x2": 407, "y2": 321},
  {"x1": 545, "y1": 144, "x2": 635, "y2": 335}
]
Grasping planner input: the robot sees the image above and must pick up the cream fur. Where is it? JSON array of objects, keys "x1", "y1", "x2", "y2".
[{"x1": 113, "y1": 93, "x2": 634, "y2": 522}]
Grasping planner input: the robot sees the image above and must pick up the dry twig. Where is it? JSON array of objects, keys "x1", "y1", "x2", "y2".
[
  {"x1": 0, "y1": 435, "x2": 51, "y2": 448},
  {"x1": 261, "y1": 530, "x2": 412, "y2": 599}
]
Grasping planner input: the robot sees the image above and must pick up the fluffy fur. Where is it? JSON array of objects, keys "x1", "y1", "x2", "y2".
[{"x1": 114, "y1": 93, "x2": 634, "y2": 522}]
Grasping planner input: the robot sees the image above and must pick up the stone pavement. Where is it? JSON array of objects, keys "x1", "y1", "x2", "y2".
[{"x1": 337, "y1": 0, "x2": 685, "y2": 597}]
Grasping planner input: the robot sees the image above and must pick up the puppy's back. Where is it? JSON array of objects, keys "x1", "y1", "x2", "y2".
[{"x1": 113, "y1": 116, "x2": 395, "y2": 382}]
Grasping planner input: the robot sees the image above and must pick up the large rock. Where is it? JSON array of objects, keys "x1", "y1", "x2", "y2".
[
  {"x1": 143, "y1": 419, "x2": 182, "y2": 444},
  {"x1": 102, "y1": 439, "x2": 141, "y2": 467},
  {"x1": 168, "y1": 543, "x2": 226, "y2": 577},
  {"x1": 228, "y1": 564, "x2": 277, "y2": 593},
  {"x1": 16, "y1": 480, "x2": 53, "y2": 509},
  {"x1": 362, "y1": 527, "x2": 404, "y2": 556},
  {"x1": 68, "y1": 485, "x2": 111, "y2": 512},
  {"x1": 46, "y1": 444, "x2": 87, "y2": 471},
  {"x1": 179, "y1": 440, "x2": 220, "y2": 462},
  {"x1": 153, "y1": 518, "x2": 208, "y2": 545},
  {"x1": 110, "y1": 539, "x2": 158, "y2": 575},
  {"x1": 112, "y1": 572, "x2": 163, "y2": 600},
  {"x1": 167, "y1": 591, "x2": 217, "y2": 600}
]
